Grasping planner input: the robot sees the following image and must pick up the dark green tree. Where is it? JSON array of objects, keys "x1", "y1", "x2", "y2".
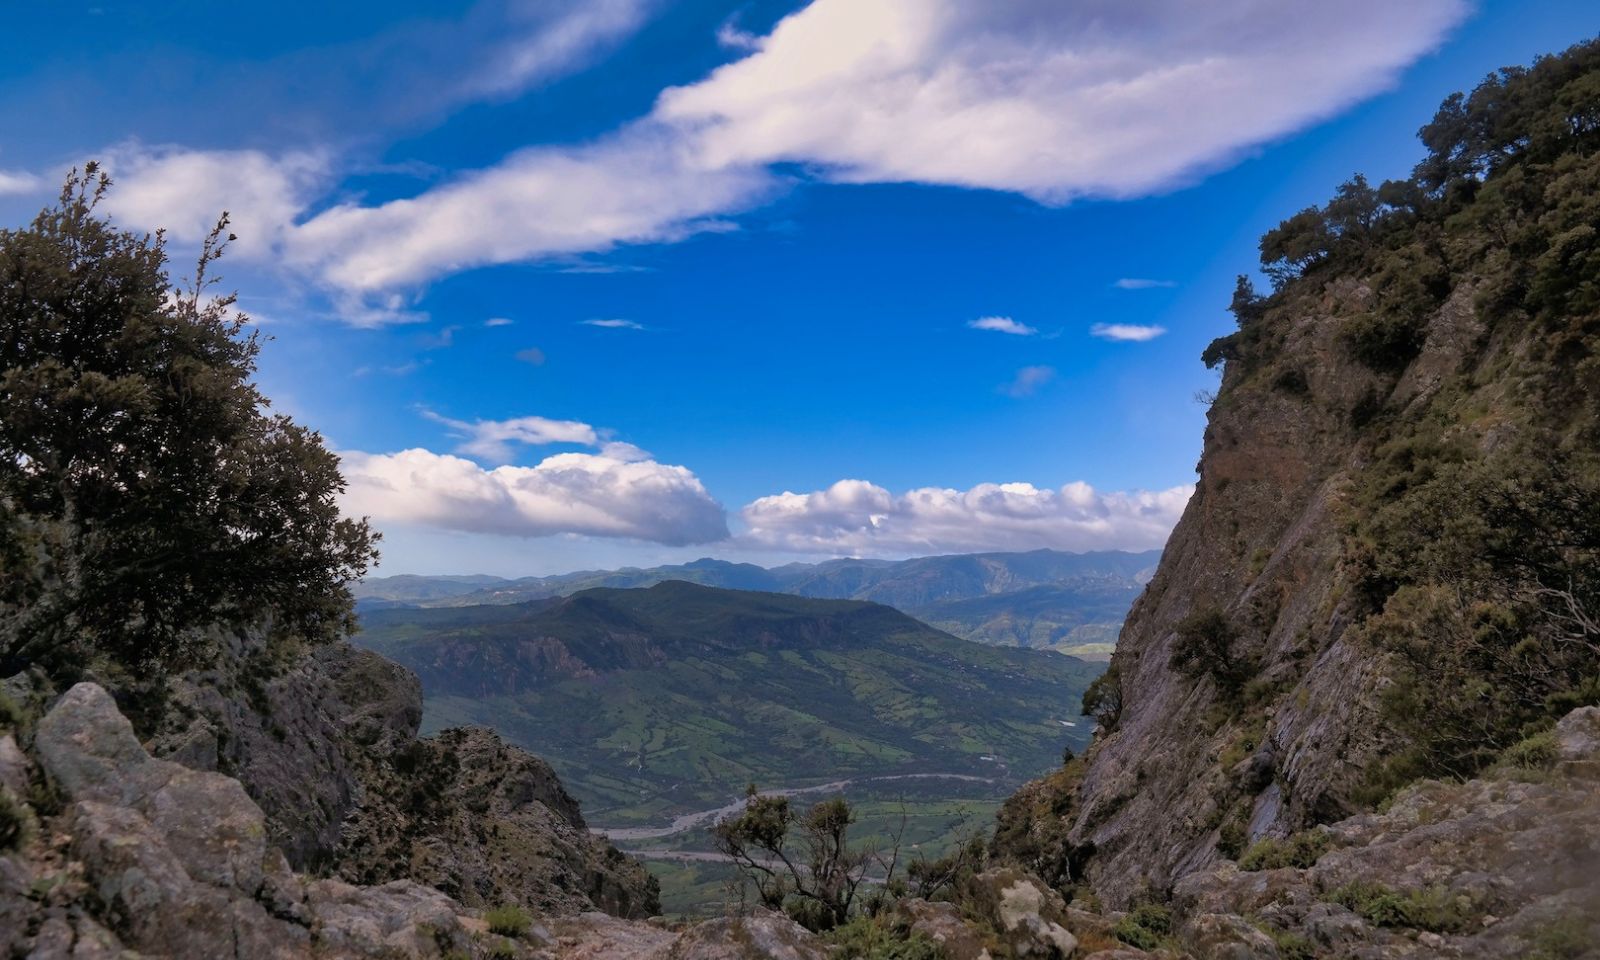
[{"x1": 0, "y1": 165, "x2": 377, "y2": 675}]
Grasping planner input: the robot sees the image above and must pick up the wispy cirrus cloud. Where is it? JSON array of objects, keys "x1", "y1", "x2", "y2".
[
  {"x1": 1091, "y1": 323, "x2": 1167, "y2": 342},
  {"x1": 581, "y1": 318, "x2": 646, "y2": 330},
  {"x1": 422, "y1": 410, "x2": 599, "y2": 463},
  {"x1": 1113, "y1": 278, "x2": 1177, "y2": 290},
  {"x1": 1002, "y1": 365, "x2": 1056, "y2": 398},
  {"x1": 968, "y1": 316, "x2": 1037, "y2": 336}
]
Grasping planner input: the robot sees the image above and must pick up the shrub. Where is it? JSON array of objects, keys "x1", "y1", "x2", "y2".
[
  {"x1": 1238, "y1": 830, "x2": 1332, "y2": 871},
  {"x1": 825, "y1": 915, "x2": 942, "y2": 960},
  {"x1": 1327, "y1": 880, "x2": 1479, "y2": 933},
  {"x1": 1111, "y1": 903, "x2": 1173, "y2": 950},
  {"x1": 1081, "y1": 664, "x2": 1122, "y2": 729},
  {"x1": 483, "y1": 904, "x2": 532, "y2": 938},
  {"x1": 1524, "y1": 914, "x2": 1599, "y2": 960},
  {"x1": 1170, "y1": 608, "x2": 1251, "y2": 698}
]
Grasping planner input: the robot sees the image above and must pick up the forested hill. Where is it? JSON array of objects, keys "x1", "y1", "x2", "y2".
[{"x1": 356, "y1": 581, "x2": 1101, "y2": 823}]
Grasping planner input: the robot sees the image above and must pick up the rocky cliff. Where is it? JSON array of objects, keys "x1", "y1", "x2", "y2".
[
  {"x1": 3, "y1": 627, "x2": 659, "y2": 926},
  {"x1": 993, "y1": 38, "x2": 1600, "y2": 926}
]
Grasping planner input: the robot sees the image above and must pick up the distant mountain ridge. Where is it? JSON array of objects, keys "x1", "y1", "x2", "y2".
[
  {"x1": 355, "y1": 581, "x2": 1101, "y2": 824},
  {"x1": 356, "y1": 548, "x2": 1160, "y2": 657}
]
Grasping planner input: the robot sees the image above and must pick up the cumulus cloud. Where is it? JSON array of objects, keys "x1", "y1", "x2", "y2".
[
  {"x1": 100, "y1": 0, "x2": 1465, "y2": 317},
  {"x1": 581, "y1": 318, "x2": 646, "y2": 329},
  {"x1": 1091, "y1": 323, "x2": 1166, "y2": 342},
  {"x1": 102, "y1": 146, "x2": 329, "y2": 260},
  {"x1": 1113, "y1": 278, "x2": 1176, "y2": 290},
  {"x1": 422, "y1": 410, "x2": 599, "y2": 463},
  {"x1": 968, "y1": 316, "x2": 1037, "y2": 336},
  {"x1": 740, "y1": 479, "x2": 1192, "y2": 555},
  {"x1": 340, "y1": 447, "x2": 728, "y2": 545},
  {"x1": 1002, "y1": 365, "x2": 1056, "y2": 398}
]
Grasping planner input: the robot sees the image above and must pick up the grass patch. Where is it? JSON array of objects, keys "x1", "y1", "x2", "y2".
[
  {"x1": 1326, "y1": 880, "x2": 1479, "y2": 933},
  {"x1": 483, "y1": 904, "x2": 532, "y2": 938},
  {"x1": 1238, "y1": 829, "x2": 1333, "y2": 871},
  {"x1": 1524, "y1": 914, "x2": 1599, "y2": 960}
]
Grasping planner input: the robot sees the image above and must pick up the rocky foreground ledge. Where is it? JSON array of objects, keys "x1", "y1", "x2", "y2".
[{"x1": 1, "y1": 686, "x2": 1597, "y2": 958}]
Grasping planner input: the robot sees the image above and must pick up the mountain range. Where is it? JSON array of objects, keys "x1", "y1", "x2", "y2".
[
  {"x1": 355, "y1": 548, "x2": 1160, "y2": 659},
  {"x1": 354, "y1": 580, "x2": 1101, "y2": 826}
]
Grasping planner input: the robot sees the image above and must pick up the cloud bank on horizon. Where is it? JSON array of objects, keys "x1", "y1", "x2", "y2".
[
  {"x1": 82, "y1": 0, "x2": 1467, "y2": 323},
  {"x1": 338, "y1": 433, "x2": 1193, "y2": 557}
]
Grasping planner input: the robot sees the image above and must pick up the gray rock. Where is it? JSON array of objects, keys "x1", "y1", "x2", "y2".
[
  {"x1": 661, "y1": 912, "x2": 828, "y2": 960},
  {"x1": 0, "y1": 733, "x2": 29, "y2": 795}
]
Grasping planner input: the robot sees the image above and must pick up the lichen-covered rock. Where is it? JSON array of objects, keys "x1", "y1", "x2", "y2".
[
  {"x1": 895, "y1": 898, "x2": 991, "y2": 959},
  {"x1": 960, "y1": 868, "x2": 1080, "y2": 957},
  {"x1": 660, "y1": 912, "x2": 828, "y2": 959}
]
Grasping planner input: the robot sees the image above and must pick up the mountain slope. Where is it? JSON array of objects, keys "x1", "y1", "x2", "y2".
[
  {"x1": 356, "y1": 581, "x2": 1101, "y2": 824},
  {"x1": 994, "y1": 41, "x2": 1600, "y2": 909}
]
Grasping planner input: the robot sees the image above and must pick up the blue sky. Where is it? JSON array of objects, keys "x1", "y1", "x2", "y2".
[{"x1": 2, "y1": 1, "x2": 1594, "y2": 575}]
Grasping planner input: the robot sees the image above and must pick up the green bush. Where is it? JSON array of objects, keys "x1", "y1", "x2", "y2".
[
  {"x1": 825, "y1": 915, "x2": 942, "y2": 960},
  {"x1": 1111, "y1": 903, "x2": 1173, "y2": 950},
  {"x1": 483, "y1": 904, "x2": 532, "y2": 938},
  {"x1": 1170, "y1": 608, "x2": 1251, "y2": 699},
  {"x1": 1238, "y1": 830, "x2": 1333, "y2": 871},
  {"x1": 1327, "y1": 880, "x2": 1479, "y2": 933}
]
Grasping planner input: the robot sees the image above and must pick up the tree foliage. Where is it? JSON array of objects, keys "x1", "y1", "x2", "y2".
[
  {"x1": 0, "y1": 166, "x2": 377, "y2": 675},
  {"x1": 713, "y1": 788, "x2": 902, "y2": 931}
]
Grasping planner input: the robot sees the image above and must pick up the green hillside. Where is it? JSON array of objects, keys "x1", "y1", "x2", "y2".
[{"x1": 356, "y1": 581, "x2": 1100, "y2": 825}]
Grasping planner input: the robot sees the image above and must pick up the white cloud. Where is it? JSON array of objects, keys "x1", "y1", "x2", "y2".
[
  {"x1": 968, "y1": 316, "x2": 1037, "y2": 336},
  {"x1": 1113, "y1": 278, "x2": 1176, "y2": 290},
  {"x1": 0, "y1": 170, "x2": 41, "y2": 195},
  {"x1": 485, "y1": 317, "x2": 514, "y2": 327},
  {"x1": 716, "y1": 17, "x2": 762, "y2": 51},
  {"x1": 740, "y1": 478, "x2": 1192, "y2": 555},
  {"x1": 515, "y1": 347, "x2": 546, "y2": 365},
  {"x1": 102, "y1": 146, "x2": 329, "y2": 260},
  {"x1": 422, "y1": 410, "x2": 599, "y2": 463},
  {"x1": 658, "y1": 0, "x2": 1467, "y2": 201},
  {"x1": 469, "y1": 0, "x2": 656, "y2": 97},
  {"x1": 581, "y1": 318, "x2": 646, "y2": 330},
  {"x1": 1091, "y1": 323, "x2": 1166, "y2": 342},
  {"x1": 340, "y1": 447, "x2": 728, "y2": 545},
  {"x1": 100, "y1": 0, "x2": 1465, "y2": 318},
  {"x1": 1002, "y1": 365, "x2": 1056, "y2": 398},
  {"x1": 289, "y1": 128, "x2": 777, "y2": 295}
]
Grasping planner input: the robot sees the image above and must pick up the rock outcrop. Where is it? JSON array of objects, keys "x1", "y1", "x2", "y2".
[
  {"x1": 139, "y1": 631, "x2": 657, "y2": 918},
  {"x1": 2, "y1": 682, "x2": 487, "y2": 958}
]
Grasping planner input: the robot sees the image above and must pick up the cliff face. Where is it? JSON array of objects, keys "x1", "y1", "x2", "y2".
[
  {"x1": 1012, "y1": 42, "x2": 1600, "y2": 910},
  {"x1": 1065, "y1": 278, "x2": 1441, "y2": 902}
]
